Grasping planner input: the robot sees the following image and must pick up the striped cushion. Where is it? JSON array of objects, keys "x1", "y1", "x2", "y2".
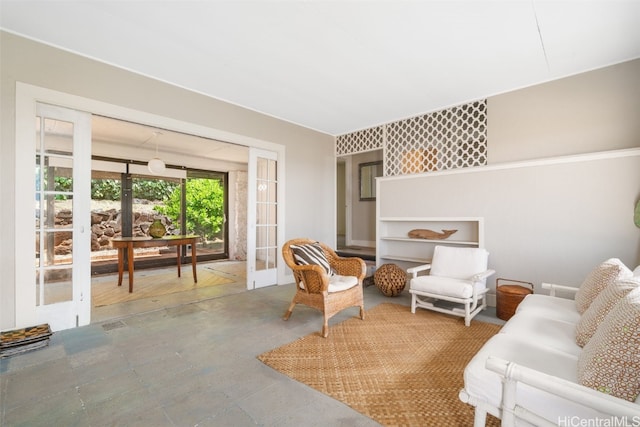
[{"x1": 290, "y1": 242, "x2": 333, "y2": 275}]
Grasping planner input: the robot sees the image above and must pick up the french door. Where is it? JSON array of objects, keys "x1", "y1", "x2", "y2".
[
  {"x1": 247, "y1": 148, "x2": 279, "y2": 289},
  {"x1": 16, "y1": 103, "x2": 91, "y2": 331}
]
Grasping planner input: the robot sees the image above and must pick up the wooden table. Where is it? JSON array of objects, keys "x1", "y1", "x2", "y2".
[{"x1": 111, "y1": 235, "x2": 199, "y2": 293}]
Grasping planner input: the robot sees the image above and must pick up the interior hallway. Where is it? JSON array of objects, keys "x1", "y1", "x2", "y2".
[{"x1": 1, "y1": 263, "x2": 501, "y2": 426}]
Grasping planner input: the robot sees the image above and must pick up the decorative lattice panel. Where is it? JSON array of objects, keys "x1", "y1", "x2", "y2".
[
  {"x1": 336, "y1": 100, "x2": 487, "y2": 176},
  {"x1": 385, "y1": 100, "x2": 487, "y2": 176},
  {"x1": 336, "y1": 126, "x2": 384, "y2": 156}
]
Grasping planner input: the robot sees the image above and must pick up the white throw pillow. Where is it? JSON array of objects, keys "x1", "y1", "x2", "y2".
[
  {"x1": 574, "y1": 258, "x2": 631, "y2": 314},
  {"x1": 575, "y1": 277, "x2": 640, "y2": 347},
  {"x1": 577, "y1": 287, "x2": 640, "y2": 402}
]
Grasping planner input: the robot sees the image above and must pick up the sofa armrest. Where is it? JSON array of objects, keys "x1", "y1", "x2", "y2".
[
  {"x1": 486, "y1": 357, "x2": 640, "y2": 425},
  {"x1": 541, "y1": 282, "x2": 580, "y2": 297},
  {"x1": 407, "y1": 263, "x2": 432, "y2": 278}
]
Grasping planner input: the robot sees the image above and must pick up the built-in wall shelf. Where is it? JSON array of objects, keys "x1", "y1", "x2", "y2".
[
  {"x1": 376, "y1": 217, "x2": 484, "y2": 270},
  {"x1": 380, "y1": 237, "x2": 479, "y2": 245}
]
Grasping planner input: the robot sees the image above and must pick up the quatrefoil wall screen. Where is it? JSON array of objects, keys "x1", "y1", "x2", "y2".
[{"x1": 336, "y1": 100, "x2": 487, "y2": 176}]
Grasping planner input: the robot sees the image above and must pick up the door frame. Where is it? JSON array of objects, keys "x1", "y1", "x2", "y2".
[{"x1": 14, "y1": 82, "x2": 288, "y2": 329}]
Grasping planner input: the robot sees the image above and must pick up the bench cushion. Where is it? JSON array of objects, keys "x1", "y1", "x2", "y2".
[
  {"x1": 500, "y1": 311, "x2": 582, "y2": 357},
  {"x1": 410, "y1": 276, "x2": 483, "y2": 299},
  {"x1": 516, "y1": 294, "x2": 580, "y2": 324},
  {"x1": 327, "y1": 274, "x2": 359, "y2": 293},
  {"x1": 464, "y1": 334, "x2": 613, "y2": 421}
]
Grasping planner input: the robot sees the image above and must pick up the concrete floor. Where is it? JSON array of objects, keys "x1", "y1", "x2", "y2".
[{"x1": 1, "y1": 263, "x2": 502, "y2": 426}]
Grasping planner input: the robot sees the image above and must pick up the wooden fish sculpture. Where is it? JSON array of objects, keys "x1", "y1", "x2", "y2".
[{"x1": 407, "y1": 229, "x2": 457, "y2": 240}]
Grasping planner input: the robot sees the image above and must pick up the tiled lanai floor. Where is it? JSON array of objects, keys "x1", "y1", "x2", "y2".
[{"x1": 1, "y1": 262, "x2": 502, "y2": 426}]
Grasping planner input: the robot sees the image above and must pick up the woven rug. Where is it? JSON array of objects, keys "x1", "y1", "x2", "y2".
[{"x1": 258, "y1": 303, "x2": 501, "y2": 426}]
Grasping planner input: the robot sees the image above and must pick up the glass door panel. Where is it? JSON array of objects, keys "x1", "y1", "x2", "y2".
[
  {"x1": 87, "y1": 168, "x2": 130, "y2": 275},
  {"x1": 27, "y1": 103, "x2": 92, "y2": 331},
  {"x1": 89, "y1": 167, "x2": 229, "y2": 275},
  {"x1": 248, "y1": 149, "x2": 278, "y2": 289},
  {"x1": 130, "y1": 175, "x2": 181, "y2": 261},
  {"x1": 255, "y1": 157, "x2": 277, "y2": 270},
  {"x1": 184, "y1": 173, "x2": 228, "y2": 257},
  {"x1": 35, "y1": 122, "x2": 75, "y2": 307}
]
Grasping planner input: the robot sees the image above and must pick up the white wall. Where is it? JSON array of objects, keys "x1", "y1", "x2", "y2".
[
  {"x1": 379, "y1": 150, "x2": 640, "y2": 295},
  {"x1": 0, "y1": 31, "x2": 336, "y2": 330},
  {"x1": 488, "y1": 59, "x2": 640, "y2": 163},
  {"x1": 375, "y1": 58, "x2": 640, "y2": 296}
]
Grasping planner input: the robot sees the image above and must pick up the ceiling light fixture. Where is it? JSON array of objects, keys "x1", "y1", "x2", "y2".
[{"x1": 146, "y1": 131, "x2": 166, "y2": 174}]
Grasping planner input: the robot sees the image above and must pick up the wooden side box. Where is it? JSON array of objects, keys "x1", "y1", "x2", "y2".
[{"x1": 496, "y1": 278, "x2": 533, "y2": 321}]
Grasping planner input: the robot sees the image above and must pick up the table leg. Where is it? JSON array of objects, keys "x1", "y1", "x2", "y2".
[
  {"x1": 191, "y1": 240, "x2": 198, "y2": 283},
  {"x1": 117, "y1": 248, "x2": 124, "y2": 286},
  {"x1": 176, "y1": 245, "x2": 182, "y2": 277},
  {"x1": 127, "y1": 243, "x2": 134, "y2": 293}
]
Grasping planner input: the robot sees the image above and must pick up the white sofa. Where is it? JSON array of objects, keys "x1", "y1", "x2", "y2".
[{"x1": 459, "y1": 260, "x2": 640, "y2": 426}]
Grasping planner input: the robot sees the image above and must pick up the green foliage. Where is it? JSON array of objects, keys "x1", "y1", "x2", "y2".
[
  {"x1": 155, "y1": 178, "x2": 224, "y2": 240},
  {"x1": 89, "y1": 178, "x2": 178, "y2": 201},
  {"x1": 91, "y1": 179, "x2": 121, "y2": 200},
  {"x1": 54, "y1": 176, "x2": 72, "y2": 192},
  {"x1": 54, "y1": 177, "x2": 72, "y2": 200},
  {"x1": 57, "y1": 175, "x2": 223, "y2": 240},
  {"x1": 133, "y1": 179, "x2": 177, "y2": 201}
]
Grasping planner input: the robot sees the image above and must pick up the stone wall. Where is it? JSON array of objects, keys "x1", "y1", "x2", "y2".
[{"x1": 50, "y1": 208, "x2": 175, "y2": 254}]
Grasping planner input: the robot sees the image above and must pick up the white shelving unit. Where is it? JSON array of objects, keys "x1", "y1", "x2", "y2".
[{"x1": 376, "y1": 217, "x2": 484, "y2": 269}]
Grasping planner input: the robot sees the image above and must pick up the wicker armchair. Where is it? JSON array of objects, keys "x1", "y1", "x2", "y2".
[{"x1": 282, "y1": 238, "x2": 366, "y2": 337}]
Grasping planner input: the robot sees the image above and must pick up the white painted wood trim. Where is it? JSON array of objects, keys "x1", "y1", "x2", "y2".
[{"x1": 378, "y1": 147, "x2": 640, "y2": 183}]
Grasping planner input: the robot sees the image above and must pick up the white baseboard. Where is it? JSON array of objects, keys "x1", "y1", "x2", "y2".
[{"x1": 487, "y1": 292, "x2": 496, "y2": 307}]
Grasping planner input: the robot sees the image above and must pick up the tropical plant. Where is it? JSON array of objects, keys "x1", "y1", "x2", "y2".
[
  {"x1": 132, "y1": 179, "x2": 178, "y2": 201},
  {"x1": 91, "y1": 179, "x2": 121, "y2": 200},
  {"x1": 155, "y1": 178, "x2": 224, "y2": 240}
]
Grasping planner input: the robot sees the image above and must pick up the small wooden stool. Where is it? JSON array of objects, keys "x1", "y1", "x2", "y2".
[{"x1": 496, "y1": 278, "x2": 533, "y2": 321}]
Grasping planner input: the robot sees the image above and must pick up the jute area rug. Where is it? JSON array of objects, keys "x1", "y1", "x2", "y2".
[{"x1": 258, "y1": 303, "x2": 501, "y2": 426}]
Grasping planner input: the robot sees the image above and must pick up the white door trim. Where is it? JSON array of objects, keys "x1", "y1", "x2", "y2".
[{"x1": 15, "y1": 82, "x2": 288, "y2": 328}]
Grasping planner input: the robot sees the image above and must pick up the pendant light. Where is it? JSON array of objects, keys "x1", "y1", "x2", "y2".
[{"x1": 147, "y1": 131, "x2": 166, "y2": 174}]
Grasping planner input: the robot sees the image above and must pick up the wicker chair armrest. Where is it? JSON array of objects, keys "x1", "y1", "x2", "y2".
[
  {"x1": 290, "y1": 263, "x2": 327, "y2": 274},
  {"x1": 407, "y1": 263, "x2": 432, "y2": 278},
  {"x1": 288, "y1": 263, "x2": 329, "y2": 292},
  {"x1": 331, "y1": 256, "x2": 366, "y2": 280}
]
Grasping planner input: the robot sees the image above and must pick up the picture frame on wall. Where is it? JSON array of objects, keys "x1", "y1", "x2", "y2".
[{"x1": 359, "y1": 161, "x2": 383, "y2": 201}]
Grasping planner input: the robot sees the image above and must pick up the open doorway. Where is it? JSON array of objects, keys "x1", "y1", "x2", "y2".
[
  {"x1": 88, "y1": 115, "x2": 250, "y2": 321},
  {"x1": 89, "y1": 168, "x2": 230, "y2": 276},
  {"x1": 336, "y1": 150, "x2": 381, "y2": 260},
  {"x1": 336, "y1": 159, "x2": 347, "y2": 249},
  {"x1": 15, "y1": 84, "x2": 287, "y2": 331}
]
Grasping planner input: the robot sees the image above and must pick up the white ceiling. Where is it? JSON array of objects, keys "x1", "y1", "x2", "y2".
[
  {"x1": 2, "y1": 1, "x2": 640, "y2": 137},
  {"x1": 91, "y1": 115, "x2": 250, "y2": 166}
]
